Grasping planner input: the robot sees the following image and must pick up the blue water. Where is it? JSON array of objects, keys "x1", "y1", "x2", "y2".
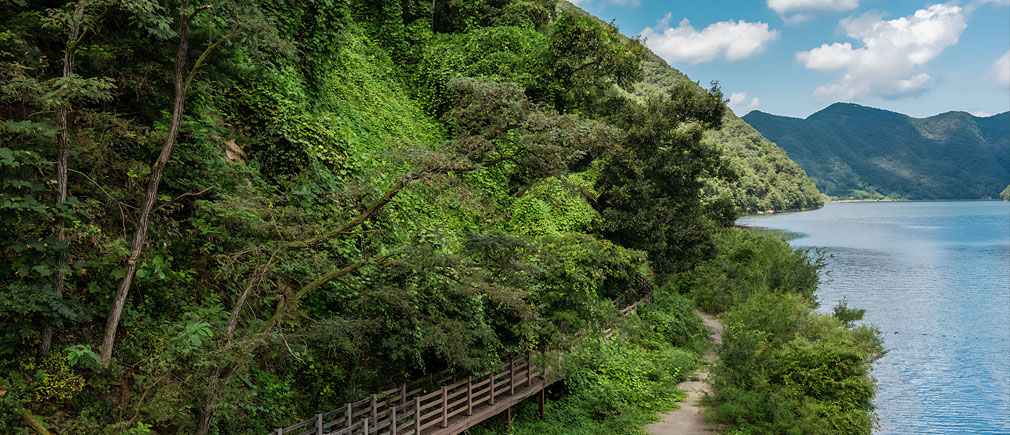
[{"x1": 738, "y1": 201, "x2": 1010, "y2": 434}]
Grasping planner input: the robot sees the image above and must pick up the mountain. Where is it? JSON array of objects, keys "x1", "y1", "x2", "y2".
[
  {"x1": 627, "y1": 43, "x2": 824, "y2": 213},
  {"x1": 743, "y1": 103, "x2": 1010, "y2": 200}
]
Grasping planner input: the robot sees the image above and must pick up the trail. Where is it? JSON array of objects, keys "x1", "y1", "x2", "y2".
[{"x1": 644, "y1": 312, "x2": 722, "y2": 435}]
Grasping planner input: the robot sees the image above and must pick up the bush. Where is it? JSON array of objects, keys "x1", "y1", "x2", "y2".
[
  {"x1": 677, "y1": 229, "x2": 823, "y2": 313},
  {"x1": 691, "y1": 230, "x2": 884, "y2": 435}
]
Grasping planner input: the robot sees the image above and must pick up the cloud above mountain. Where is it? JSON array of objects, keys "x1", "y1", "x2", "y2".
[
  {"x1": 641, "y1": 15, "x2": 779, "y2": 64},
  {"x1": 729, "y1": 92, "x2": 761, "y2": 114},
  {"x1": 796, "y1": 3, "x2": 967, "y2": 101},
  {"x1": 768, "y1": 0, "x2": 859, "y2": 23},
  {"x1": 989, "y1": 50, "x2": 1010, "y2": 88}
]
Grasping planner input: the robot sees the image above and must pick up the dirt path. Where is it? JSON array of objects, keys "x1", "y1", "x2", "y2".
[{"x1": 644, "y1": 312, "x2": 722, "y2": 435}]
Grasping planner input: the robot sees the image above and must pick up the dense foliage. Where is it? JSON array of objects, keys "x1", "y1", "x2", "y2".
[
  {"x1": 676, "y1": 230, "x2": 883, "y2": 434},
  {"x1": 0, "y1": 0, "x2": 834, "y2": 433},
  {"x1": 469, "y1": 292, "x2": 707, "y2": 435},
  {"x1": 632, "y1": 50, "x2": 823, "y2": 214},
  {"x1": 744, "y1": 103, "x2": 1010, "y2": 200}
]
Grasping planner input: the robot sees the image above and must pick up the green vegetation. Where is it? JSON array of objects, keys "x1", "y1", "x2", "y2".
[
  {"x1": 744, "y1": 103, "x2": 1010, "y2": 200},
  {"x1": 676, "y1": 229, "x2": 883, "y2": 435},
  {"x1": 1001, "y1": 185, "x2": 1010, "y2": 200},
  {"x1": 0, "y1": 0, "x2": 846, "y2": 434},
  {"x1": 469, "y1": 292, "x2": 708, "y2": 435},
  {"x1": 633, "y1": 51, "x2": 823, "y2": 214}
]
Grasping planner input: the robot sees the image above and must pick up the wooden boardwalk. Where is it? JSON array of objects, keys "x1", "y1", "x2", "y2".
[
  {"x1": 272, "y1": 352, "x2": 554, "y2": 435},
  {"x1": 272, "y1": 298, "x2": 648, "y2": 435}
]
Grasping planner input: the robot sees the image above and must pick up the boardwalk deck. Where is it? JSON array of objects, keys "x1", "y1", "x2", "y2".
[
  {"x1": 271, "y1": 353, "x2": 555, "y2": 435},
  {"x1": 271, "y1": 296, "x2": 649, "y2": 435}
]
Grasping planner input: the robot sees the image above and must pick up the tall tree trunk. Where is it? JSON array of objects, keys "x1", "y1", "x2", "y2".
[
  {"x1": 42, "y1": 0, "x2": 87, "y2": 355},
  {"x1": 100, "y1": 0, "x2": 192, "y2": 364}
]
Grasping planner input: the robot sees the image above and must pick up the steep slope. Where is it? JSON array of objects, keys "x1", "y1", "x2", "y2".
[
  {"x1": 744, "y1": 103, "x2": 1010, "y2": 200},
  {"x1": 634, "y1": 51, "x2": 823, "y2": 213}
]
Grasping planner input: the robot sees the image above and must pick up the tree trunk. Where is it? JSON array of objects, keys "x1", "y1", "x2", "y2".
[
  {"x1": 100, "y1": 0, "x2": 192, "y2": 364},
  {"x1": 42, "y1": 0, "x2": 87, "y2": 355}
]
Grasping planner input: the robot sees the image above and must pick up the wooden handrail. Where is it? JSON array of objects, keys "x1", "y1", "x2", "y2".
[{"x1": 271, "y1": 297, "x2": 649, "y2": 435}]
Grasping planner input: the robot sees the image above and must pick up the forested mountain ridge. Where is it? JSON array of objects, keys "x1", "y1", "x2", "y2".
[
  {"x1": 744, "y1": 103, "x2": 1010, "y2": 200},
  {"x1": 576, "y1": 5, "x2": 823, "y2": 213},
  {"x1": 1, "y1": 1, "x2": 872, "y2": 434},
  {"x1": 633, "y1": 50, "x2": 823, "y2": 213}
]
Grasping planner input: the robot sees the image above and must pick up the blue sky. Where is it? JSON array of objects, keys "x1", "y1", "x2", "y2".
[{"x1": 570, "y1": 0, "x2": 1010, "y2": 118}]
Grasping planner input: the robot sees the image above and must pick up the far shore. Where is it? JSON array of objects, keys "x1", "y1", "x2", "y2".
[{"x1": 739, "y1": 197, "x2": 1005, "y2": 218}]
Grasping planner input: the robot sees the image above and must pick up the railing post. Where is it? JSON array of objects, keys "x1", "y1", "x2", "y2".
[
  {"x1": 466, "y1": 375, "x2": 473, "y2": 416},
  {"x1": 489, "y1": 372, "x2": 495, "y2": 405},
  {"x1": 346, "y1": 402, "x2": 352, "y2": 431},
  {"x1": 440, "y1": 384, "x2": 448, "y2": 428},
  {"x1": 509, "y1": 358, "x2": 515, "y2": 395},
  {"x1": 315, "y1": 412, "x2": 323, "y2": 435},
  {"x1": 275, "y1": 429, "x2": 282, "y2": 435},
  {"x1": 370, "y1": 395, "x2": 377, "y2": 429},
  {"x1": 401, "y1": 383, "x2": 407, "y2": 406},
  {"x1": 391, "y1": 404, "x2": 398, "y2": 435},
  {"x1": 413, "y1": 396, "x2": 421, "y2": 434},
  {"x1": 539, "y1": 388, "x2": 545, "y2": 420},
  {"x1": 527, "y1": 351, "x2": 532, "y2": 387},
  {"x1": 363, "y1": 417, "x2": 369, "y2": 435}
]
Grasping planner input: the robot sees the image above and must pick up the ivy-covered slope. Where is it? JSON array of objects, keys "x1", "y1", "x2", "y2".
[{"x1": 1, "y1": 1, "x2": 860, "y2": 434}]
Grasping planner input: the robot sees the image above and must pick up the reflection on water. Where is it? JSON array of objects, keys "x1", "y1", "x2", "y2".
[{"x1": 738, "y1": 201, "x2": 1010, "y2": 434}]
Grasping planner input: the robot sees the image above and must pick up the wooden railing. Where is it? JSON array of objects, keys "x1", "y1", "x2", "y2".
[
  {"x1": 272, "y1": 295, "x2": 650, "y2": 435},
  {"x1": 272, "y1": 352, "x2": 551, "y2": 435}
]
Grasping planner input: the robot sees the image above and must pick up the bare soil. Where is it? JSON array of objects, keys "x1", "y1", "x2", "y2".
[{"x1": 643, "y1": 312, "x2": 723, "y2": 435}]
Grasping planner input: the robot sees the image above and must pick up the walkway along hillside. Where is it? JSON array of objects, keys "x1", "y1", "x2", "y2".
[{"x1": 270, "y1": 300, "x2": 649, "y2": 435}]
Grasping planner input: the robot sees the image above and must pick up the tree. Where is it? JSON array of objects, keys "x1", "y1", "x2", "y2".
[
  {"x1": 193, "y1": 77, "x2": 613, "y2": 433},
  {"x1": 100, "y1": 0, "x2": 239, "y2": 364},
  {"x1": 594, "y1": 81, "x2": 728, "y2": 274},
  {"x1": 541, "y1": 11, "x2": 645, "y2": 113}
]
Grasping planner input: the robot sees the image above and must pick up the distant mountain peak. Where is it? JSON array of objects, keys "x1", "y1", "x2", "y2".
[{"x1": 742, "y1": 103, "x2": 1009, "y2": 200}]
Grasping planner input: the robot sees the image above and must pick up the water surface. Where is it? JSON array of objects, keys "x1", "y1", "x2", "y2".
[{"x1": 738, "y1": 201, "x2": 1010, "y2": 434}]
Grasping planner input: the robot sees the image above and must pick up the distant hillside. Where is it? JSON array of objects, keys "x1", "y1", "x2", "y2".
[
  {"x1": 631, "y1": 51, "x2": 823, "y2": 213},
  {"x1": 744, "y1": 103, "x2": 1010, "y2": 200}
]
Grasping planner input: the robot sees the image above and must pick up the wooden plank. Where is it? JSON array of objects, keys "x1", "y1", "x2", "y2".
[
  {"x1": 489, "y1": 372, "x2": 496, "y2": 406},
  {"x1": 414, "y1": 396, "x2": 421, "y2": 434},
  {"x1": 466, "y1": 376, "x2": 473, "y2": 416},
  {"x1": 420, "y1": 408, "x2": 442, "y2": 423},
  {"x1": 509, "y1": 358, "x2": 515, "y2": 395},
  {"x1": 419, "y1": 389, "x2": 442, "y2": 402},
  {"x1": 441, "y1": 385, "x2": 448, "y2": 428},
  {"x1": 439, "y1": 378, "x2": 557, "y2": 435},
  {"x1": 282, "y1": 418, "x2": 313, "y2": 432},
  {"x1": 471, "y1": 393, "x2": 490, "y2": 408},
  {"x1": 391, "y1": 404, "x2": 397, "y2": 435},
  {"x1": 471, "y1": 377, "x2": 490, "y2": 390},
  {"x1": 446, "y1": 405, "x2": 469, "y2": 420},
  {"x1": 419, "y1": 416, "x2": 444, "y2": 432}
]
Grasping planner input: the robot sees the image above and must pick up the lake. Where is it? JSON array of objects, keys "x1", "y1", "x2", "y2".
[{"x1": 737, "y1": 201, "x2": 1010, "y2": 434}]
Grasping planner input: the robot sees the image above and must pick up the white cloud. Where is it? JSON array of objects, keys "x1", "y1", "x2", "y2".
[
  {"x1": 728, "y1": 92, "x2": 761, "y2": 114},
  {"x1": 970, "y1": 110, "x2": 995, "y2": 117},
  {"x1": 641, "y1": 15, "x2": 780, "y2": 65},
  {"x1": 768, "y1": 0, "x2": 858, "y2": 14},
  {"x1": 768, "y1": 0, "x2": 858, "y2": 23},
  {"x1": 569, "y1": 0, "x2": 640, "y2": 6},
  {"x1": 988, "y1": 50, "x2": 1010, "y2": 88},
  {"x1": 796, "y1": 3, "x2": 967, "y2": 101}
]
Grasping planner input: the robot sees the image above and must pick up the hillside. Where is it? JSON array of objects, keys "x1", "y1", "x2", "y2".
[
  {"x1": 621, "y1": 43, "x2": 823, "y2": 213},
  {"x1": 744, "y1": 103, "x2": 1010, "y2": 200},
  {"x1": 1, "y1": 1, "x2": 869, "y2": 434}
]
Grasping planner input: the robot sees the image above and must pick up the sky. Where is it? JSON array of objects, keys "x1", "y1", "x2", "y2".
[{"x1": 569, "y1": 0, "x2": 1010, "y2": 118}]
